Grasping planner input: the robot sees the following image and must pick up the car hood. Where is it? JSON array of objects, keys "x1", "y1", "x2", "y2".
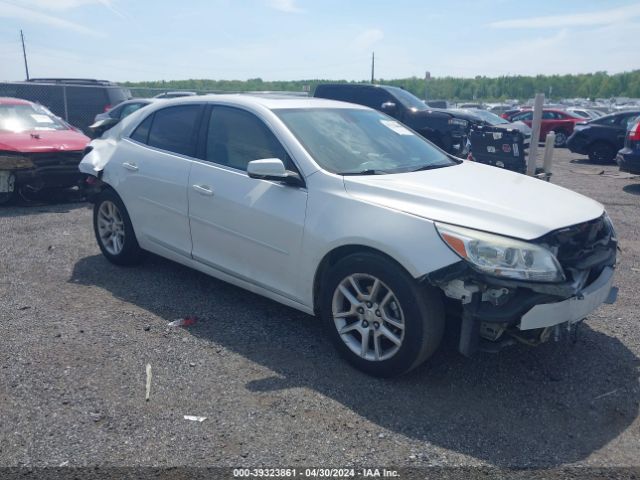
[
  {"x1": 497, "y1": 121, "x2": 532, "y2": 135},
  {"x1": 0, "y1": 129, "x2": 89, "y2": 153},
  {"x1": 342, "y1": 161, "x2": 604, "y2": 240}
]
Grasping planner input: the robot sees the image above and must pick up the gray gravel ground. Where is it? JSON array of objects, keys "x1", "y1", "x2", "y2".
[{"x1": 1, "y1": 149, "x2": 639, "y2": 469}]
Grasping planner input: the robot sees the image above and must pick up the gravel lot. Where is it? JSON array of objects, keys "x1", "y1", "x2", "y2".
[{"x1": 1, "y1": 149, "x2": 639, "y2": 469}]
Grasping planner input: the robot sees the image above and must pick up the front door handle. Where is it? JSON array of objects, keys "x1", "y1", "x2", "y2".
[
  {"x1": 122, "y1": 162, "x2": 139, "y2": 172},
  {"x1": 192, "y1": 184, "x2": 214, "y2": 196}
]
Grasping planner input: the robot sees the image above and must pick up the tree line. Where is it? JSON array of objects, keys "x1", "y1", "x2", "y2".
[{"x1": 124, "y1": 70, "x2": 640, "y2": 101}]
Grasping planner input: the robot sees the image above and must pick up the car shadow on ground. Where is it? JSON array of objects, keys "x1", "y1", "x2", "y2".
[
  {"x1": 71, "y1": 253, "x2": 640, "y2": 467},
  {"x1": 0, "y1": 197, "x2": 88, "y2": 218},
  {"x1": 623, "y1": 184, "x2": 640, "y2": 196}
]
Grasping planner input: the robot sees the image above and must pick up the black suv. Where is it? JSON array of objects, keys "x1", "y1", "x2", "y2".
[
  {"x1": 314, "y1": 84, "x2": 469, "y2": 156},
  {"x1": 567, "y1": 110, "x2": 640, "y2": 162},
  {"x1": 0, "y1": 79, "x2": 131, "y2": 133}
]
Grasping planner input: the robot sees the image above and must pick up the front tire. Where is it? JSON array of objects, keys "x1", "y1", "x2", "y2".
[
  {"x1": 93, "y1": 188, "x2": 143, "y2": 265},
  {"x1": 321, "y1": 253, "x2": 444, "y2": 377}
]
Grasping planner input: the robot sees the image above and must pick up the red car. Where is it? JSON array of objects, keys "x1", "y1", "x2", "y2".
[
  {"x1": 0, "y1": 97, "x2": 89, "y2": 204},
  {"x1": 502, "y1": 108, "x2": 584, "y2": 147}
]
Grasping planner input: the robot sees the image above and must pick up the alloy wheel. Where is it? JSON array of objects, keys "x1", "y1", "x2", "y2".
[
  {"x1": 97, "y1": 200, "x2": 125, "y2": 255},
  {"x1": 331, "y1": 273, "x2": 405, "y2": 361}
]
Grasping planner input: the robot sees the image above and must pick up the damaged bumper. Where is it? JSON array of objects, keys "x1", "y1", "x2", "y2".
[
  {"x1": 0, "y1": 151, "x2": 85, "y2": 193},
  {"x1": 519, "y1": 266, "x2": 615, "y2": 330},
  {"x1": 428, "y1": 214, "x2": 618, "y2": 356}
]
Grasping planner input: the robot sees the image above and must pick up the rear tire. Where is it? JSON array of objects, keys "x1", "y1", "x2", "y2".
[
  {"x1": 93, "y1": 188, "x2": 143, "y2": 266},
  {"x1": 588, "y1": 141, "x2": 616, "y2": 163},
  {"x1": 321, "y1": 252, "x2": 445, "y2": 377}
]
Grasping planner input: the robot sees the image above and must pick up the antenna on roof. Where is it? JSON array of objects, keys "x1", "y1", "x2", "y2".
[{"x1": 20, "y1": 30, "x2": 30, "y2": 80}]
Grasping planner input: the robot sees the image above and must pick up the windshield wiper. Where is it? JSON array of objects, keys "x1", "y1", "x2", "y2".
[
  {"x1": 341, "y1": 169, "x2": 388, "y2": 176},
  {"x1": 410, "y1": 164, "x2": 451, "y2": 172}
]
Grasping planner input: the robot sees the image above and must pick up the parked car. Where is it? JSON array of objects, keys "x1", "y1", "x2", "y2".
[
  {"x1": 0, "y1": 97, "x2": 89, "y2": 204},
  {"x1": 0, "y1": 79, "x2": 130, "y2": 134},
  {"x1": 313, "y1": 84, "x2": 469, "y2": 156},
  {"x1": 508, "y1": 109, "x2": 584, "y2": 146},
  {"x1": 80, "y1": 95, "x2": 617, "y2": 377},
  {"x1": 616, "y1": 118, "x2": 640, "y2": 174},
  {"x1": 453, "y1": 108, "x2": 532, "y2": 135},
  {"x1": 567, "y1": 110, "x2": 640, "y2": 162},
  {"x1": 153, "y1": 91, "x2": 197, "y2": 99},
  {"x1": 566, "y1": 107, "x2": 602, "y2": 120},
  {"x1": 90, "y1": 98, "x2": 156, "y2": 138}
]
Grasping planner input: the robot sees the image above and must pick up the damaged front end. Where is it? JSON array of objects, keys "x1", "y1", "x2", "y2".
[
  {"x1": 427, "y1": 214, "x2": 618, "y2": 356},
  {"x1": 0, "y1": 150, "x2": 85, "y2": 202}
]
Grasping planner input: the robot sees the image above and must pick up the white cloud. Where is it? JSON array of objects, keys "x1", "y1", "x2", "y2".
[
  {"x1": 489, "y1": 2, "x2": 640, "y2": 29},
  {"x1": 351, "y1": 28, "x2": 384, "y2": 52},
  {"x1": 266, "y1": 0, "x2": 302, "y2": 13},
  {"x1": 0, "y1": 1, "x2": 102, "y2": 35}
]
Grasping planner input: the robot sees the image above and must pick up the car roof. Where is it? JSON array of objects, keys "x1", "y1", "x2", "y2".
[
  {"x1": 0, "y1": 96, "x2": 34, "y2": 106},
  {"x1": 154, "y1": 94, "x2": 368, "y2": 110}
]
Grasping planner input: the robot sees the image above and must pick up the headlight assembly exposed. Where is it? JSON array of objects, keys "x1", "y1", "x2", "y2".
[{"x1": 436, "y1": 223, "x2": 565, "y2": 283}]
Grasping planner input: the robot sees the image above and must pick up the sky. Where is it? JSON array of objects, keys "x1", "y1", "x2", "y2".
[{"x1": 0, "y1": 0, "x2": 638, "y2": 82}]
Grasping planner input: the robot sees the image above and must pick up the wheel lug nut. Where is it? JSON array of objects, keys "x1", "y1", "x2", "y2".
[
  {"x1": 366, "y1": 302, "x2": 372, "y2": 308},
  {"x1": 362, "y1": 320, "x2": 369, "y2": 327},
  {"x1": 357, "y1": 307, "x2": 364, "y2": 314},
  {"x1": 374, "y1": 322, "x2": 380, "y2": 329},
  {"x1": 375, "y1": 310, "x2": 381, "y2": 317}
]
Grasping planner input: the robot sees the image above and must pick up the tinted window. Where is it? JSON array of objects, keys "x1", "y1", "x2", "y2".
[
  {"x1": 595, "y1": 115, "x2": 620, "y2": 126},
  {"x1": 205, "y1": 106, "x2": 291, "y2": 171},
  {"x1": 357, "y1": 87, "x2": 392, "y2": 110},
  {"x1": 130, "y1": 113, "x2": 154, "y2": 144},
  {"x1": 315, "y1": 86, "x2": 359, "y2": 103},
  {"x1": 512, "y1": 111, "x2": 532, "y2": 121},
  {"x1": 147, "y1": 105, "x2": 200, "y2": 156},
  {"x1": 120, "y1": 102, "x2": 146, "y2": 119},
  {"x1": 622, "y1": 114, "x2": 639, "y2": 129},
  {"x1": 542, "y1": 111, "x2": 557, "y2": 119}
]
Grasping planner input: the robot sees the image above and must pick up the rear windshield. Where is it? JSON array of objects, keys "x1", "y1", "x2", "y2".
[
  {"x1": 0, "y1": 103, "x2": 68, "y2": 133},
  {"x1": 275, "y1": 108, "x2": 456, "y2": 175}
]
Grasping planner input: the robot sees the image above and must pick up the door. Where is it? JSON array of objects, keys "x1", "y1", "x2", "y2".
[
  {"x1": 114, "y1": 104, "x2": 203, "y2": 258},
  {"x1": 188, "y1": 105, "x2": 308, "y2": 301}
]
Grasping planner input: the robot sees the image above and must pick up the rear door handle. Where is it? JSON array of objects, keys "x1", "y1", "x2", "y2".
[
  {"x1": 192, "y1": 184, "x2": 214, "y2": 196},
  {"x1": 122, "y1": 162, "x2": 139, "y2": 172}
]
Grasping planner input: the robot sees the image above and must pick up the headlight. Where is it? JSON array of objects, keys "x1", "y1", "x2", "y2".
[
  {"x1": 436, "y1": 223, "x2": 565, "y2": 282},
  {"x1": 448, "y1": 118, "x2": 468, "y2": 128}
]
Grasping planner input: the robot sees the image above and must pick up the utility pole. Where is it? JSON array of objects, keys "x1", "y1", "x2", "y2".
[
  {"x1": 370, "y1": 52, "x2": 375, "y2": 84},
  {"x1": 20, "y1": 30, "x2": 30, "y2": 80}
]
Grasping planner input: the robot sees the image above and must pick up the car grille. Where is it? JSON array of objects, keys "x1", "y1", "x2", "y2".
[
  {"x1": 29, "y1": 150, "x2": 84, "y2": 167},
  {"x1": 537, "y1": 215, "x2": 616, "y2": 282}
]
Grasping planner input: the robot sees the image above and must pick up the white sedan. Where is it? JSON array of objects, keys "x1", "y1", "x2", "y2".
[{"x1": 80, "y1": 95, "x2": 617, "y2": 377}]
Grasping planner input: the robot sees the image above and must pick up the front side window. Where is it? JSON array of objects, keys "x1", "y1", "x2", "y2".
[
  {"x1": 205, "y1": 106, "x2": 291, "y2": 171},
  {"x1": 147, "y1": 105, "x2": 201, "y2": 156},
  {"x1": 275, "y1": 108, "x2": 456, "y2": 175}
]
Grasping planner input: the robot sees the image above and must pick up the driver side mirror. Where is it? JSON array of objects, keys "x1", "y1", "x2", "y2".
[
  {"x1": 247, "y1": 159, "x2": 304, "y2": 187},
  {"x1": 381, "y1": 101, "x2": 397, "y2": 114}
]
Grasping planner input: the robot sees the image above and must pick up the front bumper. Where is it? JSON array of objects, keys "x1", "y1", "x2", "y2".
[
  {"x1": 518, "y1": 266, "x2": 615, "y2": 330},
  {"x1": 0, "y1": 151, "x2": 84, "y2": 191}
]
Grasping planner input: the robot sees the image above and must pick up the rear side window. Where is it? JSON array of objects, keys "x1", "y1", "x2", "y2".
[
  {"x1": 130, "y1": 114, "x2": 153, "y2": 143},
  {"x1": 512, "y1": 111, "x2": 532, "y2": 121},
  {"x1": 147, "y1": 105, "x2": 201, "y2": 156}
]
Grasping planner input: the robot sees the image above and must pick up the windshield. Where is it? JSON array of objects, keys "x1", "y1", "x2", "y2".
[
  {"x1": 467, "y1": 109, "x2": 508, "y2": 125},
  {"x1": 275, "y1": 108, "x2": 457, "y2": 175},
  {"x1": 0, "y1": 103, "x2": 68, "y2": 133},
  {"x1": 382, "y1": 86, "x2": 428, "y2": 111}
]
